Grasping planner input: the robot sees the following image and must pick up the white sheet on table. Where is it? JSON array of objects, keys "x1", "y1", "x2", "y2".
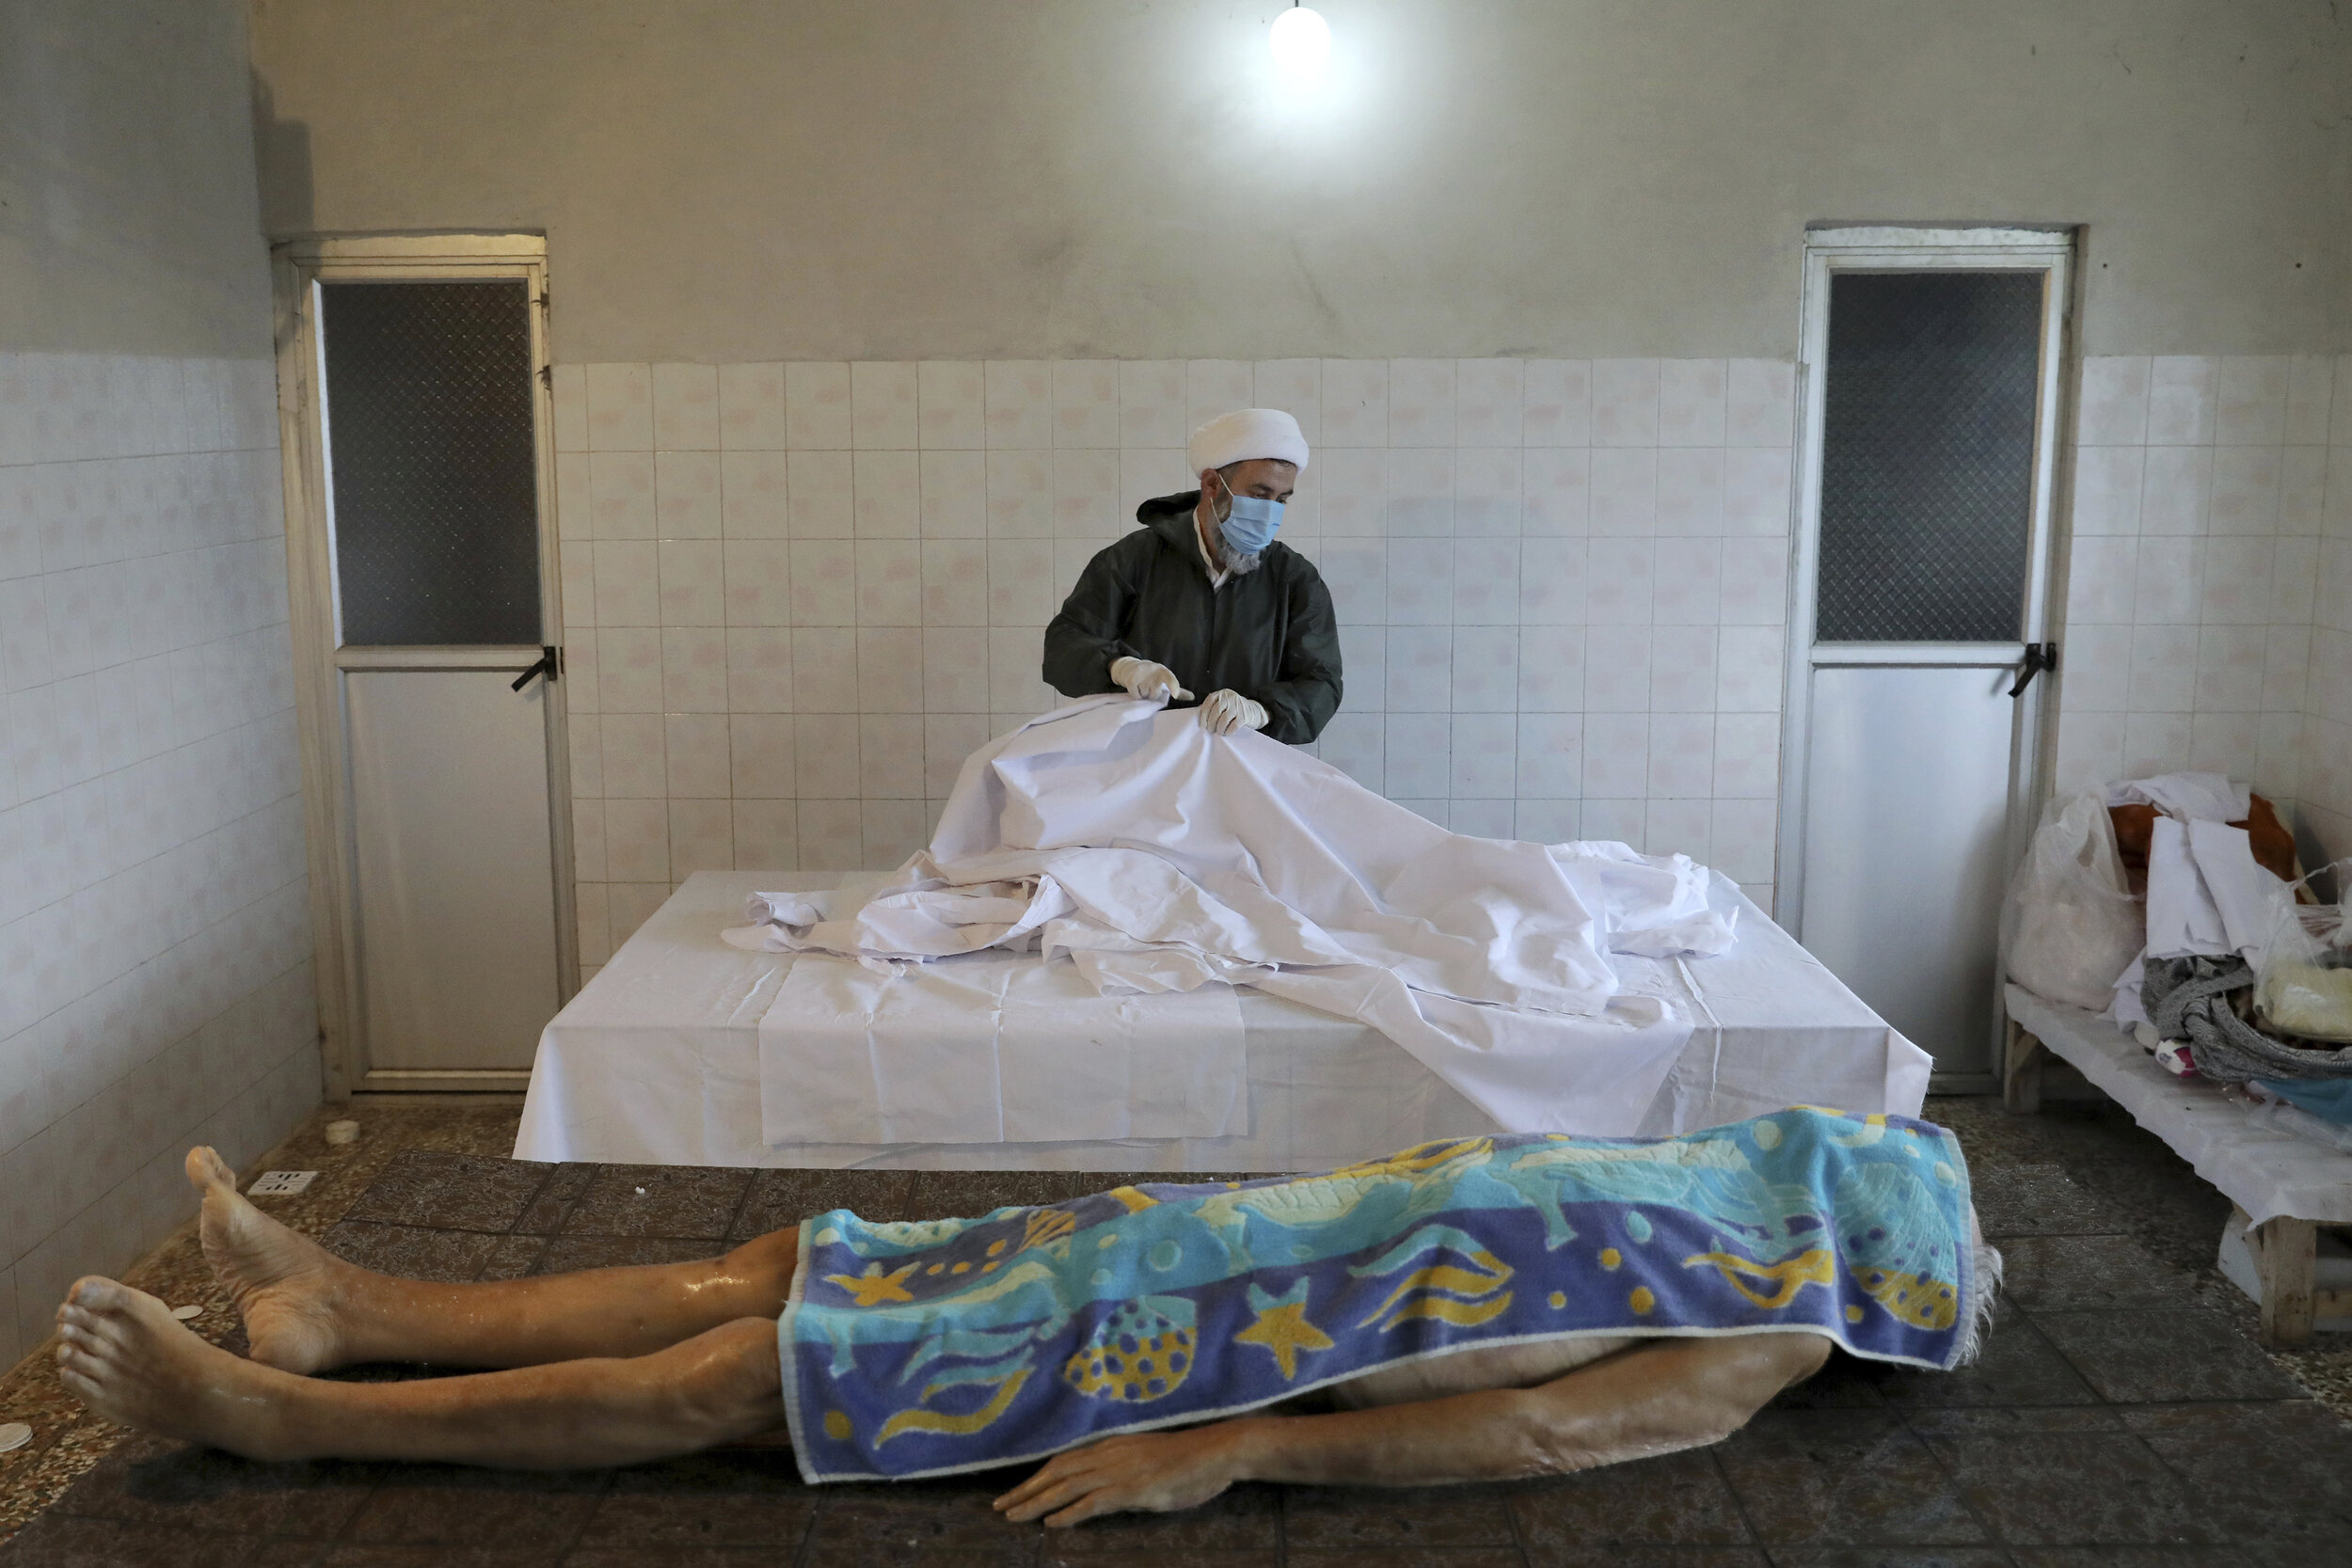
[
  {"x1": 729, "y1": 697, "x2": 1736, "y2": 1139},
  {"x1": 761, "y1": 948, "x2": 1245, "y2": 1144},
  {"x1": 517, "y1": 871, "x2": 1928, "y2": 1169}
]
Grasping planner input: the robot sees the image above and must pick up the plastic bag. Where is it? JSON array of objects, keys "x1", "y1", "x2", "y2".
[
  {"x1": 2003, "y1": 790, "x2": 2146, "y2": 1011},
  {"x1": 2253, "y1": 864, "x2": 2352, "y2": 1042}
]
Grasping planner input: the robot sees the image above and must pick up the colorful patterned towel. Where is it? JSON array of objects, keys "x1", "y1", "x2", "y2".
[{"x1": 780, "y1": 1108, "x2": 1980, "y2": 1482}]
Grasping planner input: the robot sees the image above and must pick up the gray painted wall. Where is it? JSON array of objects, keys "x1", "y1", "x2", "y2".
[
  {"x1": 247, "y1": 0, "x2": 2351, "y2": 363},
  {"x1": 0, "y1": 0, "x2": 274, "y2": 356}
]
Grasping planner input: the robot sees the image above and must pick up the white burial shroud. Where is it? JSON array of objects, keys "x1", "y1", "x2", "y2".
[{"x1": 725, "y1": 697, "x2": 1740, "y2": 1141}]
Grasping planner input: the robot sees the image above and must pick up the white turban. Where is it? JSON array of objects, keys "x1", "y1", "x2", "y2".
[{"x1": 1187, "y1": 408, "x2": 1310, "y2": 476}]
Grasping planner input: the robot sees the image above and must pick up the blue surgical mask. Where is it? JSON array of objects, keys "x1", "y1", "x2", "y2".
[{"x1": 1219, "y1": 493, "x2": 1284, "y2": 555}]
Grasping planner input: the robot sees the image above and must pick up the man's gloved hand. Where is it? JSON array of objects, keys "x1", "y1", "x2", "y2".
[
  {"x1": 1110, "y1": 657, "x2": 1193, "y2": 705},
  {"x1": 1199, "y1": 689, "x2": 1269, "y2": 736}
]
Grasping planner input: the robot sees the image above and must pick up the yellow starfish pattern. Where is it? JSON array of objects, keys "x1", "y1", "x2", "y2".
[
  {"x1": 1233, "y1": 1280, "x2": 1334, "y2": 1380},
  {"x1": 824, "y1": 1260, "x2": 920, "y2": 1307}
]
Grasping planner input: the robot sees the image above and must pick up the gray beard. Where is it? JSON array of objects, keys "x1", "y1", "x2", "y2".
[{"x1": 1215, "y1": 541, "x2": 1266, "y2": 577}]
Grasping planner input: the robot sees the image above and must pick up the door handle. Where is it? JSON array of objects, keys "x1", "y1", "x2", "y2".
[
  {"x1": 511, "y1": 646, "x2": 560, "y2": 692},
  {"x1": 2007, "y1": 642, "x2": 2056, "y2": 699}
]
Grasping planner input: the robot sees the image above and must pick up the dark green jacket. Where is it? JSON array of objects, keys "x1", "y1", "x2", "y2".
[{"x1": 1041, "y1": 492, "x2": 1343, "y2": 745}]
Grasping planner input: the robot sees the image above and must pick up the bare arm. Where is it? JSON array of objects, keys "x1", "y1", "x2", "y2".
[{"x1": 995, "y1": 1332, "x2": 1829, "y2": 1528}]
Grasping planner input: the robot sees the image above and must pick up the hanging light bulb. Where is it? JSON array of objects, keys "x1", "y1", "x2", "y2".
[{"x1": 1268, "y1": 5, "x2": 1331, "y2": 79}]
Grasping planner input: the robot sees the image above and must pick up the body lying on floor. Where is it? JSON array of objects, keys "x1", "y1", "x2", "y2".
[{"x1": 55, "y1": 1109, "x2": 1992, "y2": 1529}]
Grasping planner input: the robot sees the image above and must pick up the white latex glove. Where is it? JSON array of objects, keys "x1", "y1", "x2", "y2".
[
  {"x1": 1110, "y1": 656, "x2": 1193, "y2": 705},
  {"x1": 1199, "y1": 689, "x2": 1268, "y2": 736}
]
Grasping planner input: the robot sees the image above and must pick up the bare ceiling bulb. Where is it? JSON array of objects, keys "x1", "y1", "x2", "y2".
[{"x1": 1269, "y1": 6, "x2": 1330, "y2": 78}]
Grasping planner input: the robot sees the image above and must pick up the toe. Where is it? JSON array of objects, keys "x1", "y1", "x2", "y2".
[
  {"x1": 186, "y1": 1147, "x2": 235, "y2": 1192},
  {"x1": 70, "y1": 1277, "x2": 141, "y2": 1316}
]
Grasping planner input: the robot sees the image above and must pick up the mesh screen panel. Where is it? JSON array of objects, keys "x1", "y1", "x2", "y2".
[
  {"x1": 323, "y1": 280, "x2": 543, "y2": 646},
  {"x1": 1815, "y1": 271, "x2": 2042, "y2": 642}
]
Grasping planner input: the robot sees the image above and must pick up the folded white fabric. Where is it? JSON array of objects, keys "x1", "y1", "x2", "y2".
[
  {"x1": 729, "y1": 696, "x2": 1744, "y2": 1135},
  {"x1": 2106, "y1": 771, "x2": 2249, "y2": 823},
  {"x1": 2187, "y1": 817, "x2": 2288, "y2": 958},
  {"x1": 2105, "y1": 947, "x2": 2153, "y2": 1028},
  {"x1": 2144, "y1": 816, "x2": 2233, "y2": 959},
  {"x1": 1549, "y1": 840, "x2": 1740, "y2": 959}
]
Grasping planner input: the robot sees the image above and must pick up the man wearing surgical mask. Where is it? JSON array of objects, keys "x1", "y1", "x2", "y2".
[{"x1": 1042, "y1": 409, "x2": 1343, "y2": 742}]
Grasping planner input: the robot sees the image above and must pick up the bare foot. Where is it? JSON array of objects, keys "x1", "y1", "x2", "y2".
[
  {"x1": 56, "y1": 1277, "x2": 308, "y2": 1461},
  {"x1": 186, "y1": 1147, "x2": 346, "y2": 1374}
]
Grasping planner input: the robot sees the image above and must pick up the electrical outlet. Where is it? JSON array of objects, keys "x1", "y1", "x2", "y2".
[{"x1": 246, "y1": 1170, "x2": 319, "y2": 1196}]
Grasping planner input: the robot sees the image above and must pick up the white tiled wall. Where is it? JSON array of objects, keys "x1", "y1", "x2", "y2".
[
  {"x1": 555, "y1": 357, "x2": 1799, "y2": 968},
  {"x1": 2049, "y1": 356, "x2": 2342, "y2": 852},
  {"x1": 2298, "y1": 376, "x2": 2352, "y2": 867},
  {"x1": 0, "y1": 352, "x2": 319, "y2": 1367}
]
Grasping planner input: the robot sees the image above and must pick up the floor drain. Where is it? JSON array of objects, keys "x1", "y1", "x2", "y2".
[
  {"x1": 0, "y1": 1423, "x2": 30, "y2": 1454},
  {"x1": 247, "y1": 1171, "x2": 319, "y2": 1196}
]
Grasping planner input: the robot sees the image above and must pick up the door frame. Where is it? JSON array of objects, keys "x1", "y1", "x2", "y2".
[
  {"x1": 1775, "y1": 225, "x2": 2080, "y2": 1086},
  {"x1": 271, "y1": 232, "x2": 576, "y2": 1097}
]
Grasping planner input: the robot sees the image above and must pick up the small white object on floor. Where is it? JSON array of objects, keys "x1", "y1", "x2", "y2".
[
  {"x1": 325, "y1": 1119, "x2": 360, "y2": 1146},
  {"x1": 169, "y1": 1304, "x2": 203, "y2": 1322},
  {"x1": 246, "y1": 1170, "x2": 319, "y2": 1196},
  {"x1": 0, "y1": 1422, "x2": 30, "y2": 1454}
]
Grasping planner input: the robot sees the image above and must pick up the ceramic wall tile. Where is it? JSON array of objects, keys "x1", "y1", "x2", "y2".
[
  {"x1": 2077, "y1": 357, "x2": 2151, "y2": 447},
  {"x1": 917, "y1": 361, "x2": 986, "y2": 451},
  {"x1": 1388, "y1": 359, "x2": 1456, "y2": 448},
  {"x1": 1657, "y1": 360, "x2": 1726, "y2": 448},
  {"x1": 2146, "y1": 356, "x2": 2218, "y2": 447},
  {"x1": 0, "y1": 351, "x2": 321, "y2": 1281},
  {"x1": 1186, "y1": 360, "x2": 1256, "y2": 435},
  {"x1": 786, "y1": 362, "x2": 853, "y2": 450},
  {"x1": 2217, "y1": 356, "x2": 2289, "y2": 448},
  {"x1": 652, "y1": 363, "x2": 720, "y2": 451},
  {"x1": 721, "y1": 450, "x2": 788, "y2": 538},
  {"x1": 1592, "y1": 359, "x2": 1660, "y2": 448},
  {"x1": 1320, "y1": 360, "x2": 1389, "y2": 447},
  {"x1": 985, "y1": 361, "x2": 1054, "y2": 450},
  {"x1": 719, "y1": 363, "x2": 787, "y2": 451},
  {"x1": 850, "y1": 362, "x2": 919, "y2": 451},
  {"x1": 1052, "y1": 361, "x2": 1120, "y2": 449},
  {"x1": 787, "y1": 449, "x2": 855, "y2": 538},
  {"x1": 1119, "y1": 361, "x2": 1186, "y2": 449},
  {"x1": 586, "y1": 363, "x2": 654, "y2": 451}
]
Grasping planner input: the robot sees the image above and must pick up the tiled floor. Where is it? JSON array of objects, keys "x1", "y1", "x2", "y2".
[{"x1": 4, "y1": 1096, "x2": 2352, "y2": 1565}]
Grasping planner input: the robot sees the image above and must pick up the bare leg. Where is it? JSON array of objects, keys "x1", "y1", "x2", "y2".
[
  {"x1": 998, "y1": 1331, "x2": 1833, "y2": 1527},
  {"x1": 56, "y1": 1277, "x2": 782, "y2": 1469},
  {"x1": 186, "y1": 1148, "x2": 794, "y2": 1372}
]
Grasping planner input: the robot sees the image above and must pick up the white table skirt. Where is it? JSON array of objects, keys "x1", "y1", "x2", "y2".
[{"x1": 516, "y1": 872, "x2": 1931, "y2": 1170}]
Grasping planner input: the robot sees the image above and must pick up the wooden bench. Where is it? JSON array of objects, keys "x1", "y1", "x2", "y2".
[{"x1": 2003, "y1": 983, "x2": 2352, "y2": 1346}]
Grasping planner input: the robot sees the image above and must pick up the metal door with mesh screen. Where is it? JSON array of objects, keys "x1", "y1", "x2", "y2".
[
  {"x1": 1816, "y1": 271, "x2": 2043, "y2": 643},
  {"x1": 1781, "y1": 230, "x2": 2071, "y2": 1083},
  {"x1": 276, "y1": 236, "x2": 575, "y2": 1098},
  {"x1": 322, "y1": 281, "x2": 544, "y2": 646}
]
